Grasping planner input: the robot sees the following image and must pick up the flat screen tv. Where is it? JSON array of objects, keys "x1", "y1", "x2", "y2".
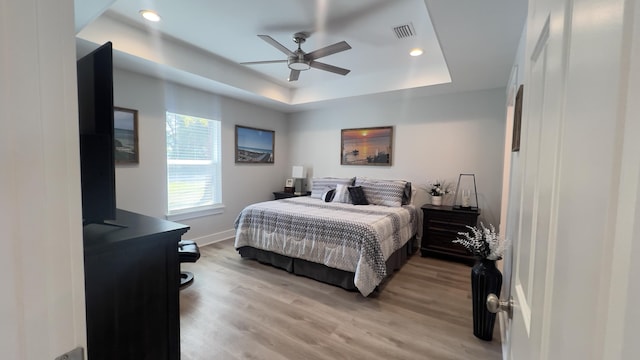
[{"x1": 77, "y1": 42, "x2": 116, "y2": 224}]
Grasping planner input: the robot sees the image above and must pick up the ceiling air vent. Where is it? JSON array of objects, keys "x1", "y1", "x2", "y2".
[{"x1": 393, "y1": 23, "x2": 416, "y2": 39}]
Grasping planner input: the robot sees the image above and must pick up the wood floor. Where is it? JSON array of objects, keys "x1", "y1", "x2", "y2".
[{"x1": 179, "y1": 239, "x2": 501, "y2": 360}]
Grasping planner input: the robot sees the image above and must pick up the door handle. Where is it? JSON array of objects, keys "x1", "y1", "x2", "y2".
[{"x1": 486, "y1": 293, "x2": 513, "y2": 318}]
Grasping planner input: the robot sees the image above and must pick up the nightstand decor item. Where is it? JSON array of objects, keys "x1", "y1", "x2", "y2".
[
  {"x1": 454, "y1": 223, "x2": 507, "y2": 341},
  {"x1": 428, "y1": 180, "x2": 451, "y2": 206},
  {"x1": 453, "y1": 173, "x2": 479, "y2": 210},
  {"x1": 431, "y1": 195, "x2": 442, "y2": 206}
]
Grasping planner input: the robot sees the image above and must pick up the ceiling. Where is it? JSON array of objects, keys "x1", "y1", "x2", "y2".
[{"x1": 75, "y1": 0, "x2": 527, "y2": 113}]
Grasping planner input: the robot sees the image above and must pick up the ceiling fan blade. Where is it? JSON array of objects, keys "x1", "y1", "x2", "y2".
[
  {"x1": 305, "y1": 41, "x2": 351, "y2": 61},
  {"x1": 257, "y1": 35, "x2": 296, "y2": 57},
  {"x1": 288, "y1": 69, "x2": 300, "y2": 82},
  {"x1": 240, "y1": 60, "x2": 287, "y2": 65},
  {"x1": 309, "y1": 61, "x2": 350, "y2": 76}
]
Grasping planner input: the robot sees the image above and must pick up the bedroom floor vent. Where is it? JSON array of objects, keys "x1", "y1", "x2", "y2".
[{"x1": 393, "y1": 23, "x2": 416, "y2": 39}]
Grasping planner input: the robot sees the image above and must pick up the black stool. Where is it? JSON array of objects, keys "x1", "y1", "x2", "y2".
[{"x1": 178, "y1": 240, "x2": 200, "y2": 288}]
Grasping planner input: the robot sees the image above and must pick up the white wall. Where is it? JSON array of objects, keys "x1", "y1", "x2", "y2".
[
  {"x1": 112, "y1": 67, "x2": 507, "y2": 240},
  {"x1": 288, "y1": 88, "x2": 507, "y2": 226},
  {"x1": 1, "y1": 0, "x2": 86, "y2": 358},
  {"x1": 112, "y1": 69, "x2": 290, "y2": 244}
]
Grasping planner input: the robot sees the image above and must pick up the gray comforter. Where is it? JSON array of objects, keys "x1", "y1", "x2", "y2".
[{"x1": 234, "y1": 197, "x2": 417, "y2": 296}]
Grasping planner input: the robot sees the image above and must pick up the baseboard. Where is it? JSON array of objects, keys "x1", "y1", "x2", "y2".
[{"x1": 185, "y1": 229, "x2": 235, "y2": 247}]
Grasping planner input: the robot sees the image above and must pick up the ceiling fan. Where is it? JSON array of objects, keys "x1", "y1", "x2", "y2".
[{"x1": 240, "y1": 32, "x2": 352, "y2": 81}]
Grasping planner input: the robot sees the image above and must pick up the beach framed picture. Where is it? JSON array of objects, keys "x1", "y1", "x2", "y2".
[
  {"x1": 114, "y1": 107, "x2": 139, "y2": 164},
  {"x1": 341, "y1": 126, "x2": 393, "y2": 166},
  {"x1": 235, "y1": 125, "x2": 275, "y2": 163}
]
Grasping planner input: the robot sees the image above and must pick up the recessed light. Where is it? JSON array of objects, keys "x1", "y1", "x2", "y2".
[
  {"x1": 139, "y1": 10, "x2": 161, "y2": 22},
  {"x1": 409, "y1": 48, "x2": 423, "y2": 57}
]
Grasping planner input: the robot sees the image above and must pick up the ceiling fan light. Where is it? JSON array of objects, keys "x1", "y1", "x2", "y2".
[
  {"x1": 288, "y1": 58, "x2": 311, "y2": 71},
  {"x1": 139, "y1": 10, "x2": 161, "y2": 22}
]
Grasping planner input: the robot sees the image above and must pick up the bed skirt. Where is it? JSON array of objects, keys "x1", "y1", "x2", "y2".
[{"x1": 237, "y1": 236, "x2": 417, "y2": 294}]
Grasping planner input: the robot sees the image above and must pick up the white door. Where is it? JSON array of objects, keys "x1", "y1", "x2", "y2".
[
  {"x1": 507, "y1": 11, "x2": 564, "y2": 358},
  {"x1": 0, "y1": 0, "x2": 87, "y2": 359},
  {"x1": 502, "y1": 0, "x2": 638, "y2": 358}
]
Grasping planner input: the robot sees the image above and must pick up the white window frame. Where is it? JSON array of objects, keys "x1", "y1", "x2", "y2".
[{"x1": 165, "y1": 111, "x2": 223, "y2": 221}]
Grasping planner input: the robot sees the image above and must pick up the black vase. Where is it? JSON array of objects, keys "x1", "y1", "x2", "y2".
[{"x1": 471, "y1": 258, "x2": 503, "y2": 341}]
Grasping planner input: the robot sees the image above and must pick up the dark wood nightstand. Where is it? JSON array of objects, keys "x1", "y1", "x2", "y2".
[
  {"x1": 273, "y1": 191, "x2": 311, "y2": 200},
  {"x1": 421, "y1": 204, "x2": 480, "y2": 265}
]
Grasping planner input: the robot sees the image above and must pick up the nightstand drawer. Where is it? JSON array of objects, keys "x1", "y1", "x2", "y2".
[
  {"x1": 421, "y1": 204, "x2": 480, "y2": 265},
  {"x1": 425, "y1": 232, "x2": 472, "y2": 256}
]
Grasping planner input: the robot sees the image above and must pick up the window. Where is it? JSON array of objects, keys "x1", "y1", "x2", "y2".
[{"x1": 166, "y1": 111, "x2": 222, "y2": 220}]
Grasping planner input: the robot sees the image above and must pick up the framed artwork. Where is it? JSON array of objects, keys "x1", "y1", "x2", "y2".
[
  {"x1": 512, "y1": 84, "x2": 523, "y2": 152},
  {"x1": 235, "y1": 125, "x2": 275, "y2": 163},
  {"x1": 341, "y1": 126, "x2": 393, "y2": 166},
  {"x1": 114, "y1": 107, "x2": 139, "y2": 164}
]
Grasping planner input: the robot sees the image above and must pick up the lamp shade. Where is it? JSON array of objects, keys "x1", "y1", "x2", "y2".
[{"x1": 291, "y1": 165, "x2": 305, "y2": 178}]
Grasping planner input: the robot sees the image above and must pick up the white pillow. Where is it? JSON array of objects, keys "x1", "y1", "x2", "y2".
[
  {"x1": 310, "y1": 177, "x2": 354, "y2": 198},
  {"x1": 332, "y1": 184, "x2": 351, "y2": 203}
]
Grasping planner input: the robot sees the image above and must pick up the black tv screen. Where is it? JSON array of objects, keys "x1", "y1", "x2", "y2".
[{"x1": 77, "y1": 42, "x2": 116, "y2": 224}]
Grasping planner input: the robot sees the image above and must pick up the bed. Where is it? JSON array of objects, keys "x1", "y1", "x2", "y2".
[{"x1": 234, "y1": 177, "x2": 418, "y2": 296}]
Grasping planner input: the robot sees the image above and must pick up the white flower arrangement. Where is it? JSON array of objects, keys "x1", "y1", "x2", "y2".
[
  {"x1": 453, "y1": 222, "x2": 508, "y2": 260},
  {"x1": 428, "y1": 180, "x2": 451, "y2": 197}
]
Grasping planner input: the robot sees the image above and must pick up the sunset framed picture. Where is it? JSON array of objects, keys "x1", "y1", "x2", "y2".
[{"x1": 340, "y1": 126, "x2": 393, "y2": 166}]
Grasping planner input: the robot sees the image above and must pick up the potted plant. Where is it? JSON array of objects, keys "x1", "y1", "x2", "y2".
[
  {"x1": 428, "y1": 180, "x2": 450, "y2": 206},
  {"x1": 453, "y1": 223, "x2": 508, "y2": 341}
]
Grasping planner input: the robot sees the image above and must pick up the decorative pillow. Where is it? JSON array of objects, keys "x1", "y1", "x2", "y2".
[
  {"x1": 348, "y1": 186, "x2": 369, "y2": 205},
  {"x1": 310, "y1": 177, "x2": 355, "y2": 198},
  {"x1": 354, "y1": 177, "x2": 406, "y2": 207},
  {"x1": 332, "y1": 183, "x2": 351, "y2": 203},
  {"x1": 321, "y1": 189, "x2": 336, "y2": 202}
]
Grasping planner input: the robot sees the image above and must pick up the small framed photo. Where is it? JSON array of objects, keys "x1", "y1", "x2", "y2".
[
  {"x1": 285, "y1": 178, "x2": 294, "y2": 187},
  {"x1": 114, "y1": 107, "x2": 139, "y2": 164},
  {"x1": 235, "y1": 125, "x2": 275, "y2": 163}
]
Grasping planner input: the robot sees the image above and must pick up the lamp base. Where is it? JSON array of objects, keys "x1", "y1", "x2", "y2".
[{"x1": 294, "y1": 178, "x2": 303, "y2": 195}]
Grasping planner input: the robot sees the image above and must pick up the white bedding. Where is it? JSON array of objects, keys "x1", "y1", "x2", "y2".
[{"x1": 234, "y1": 197, "x2": 417, "y2": 296}]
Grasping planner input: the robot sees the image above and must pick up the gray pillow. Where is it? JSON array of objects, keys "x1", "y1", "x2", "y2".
[{"x1": 354, "y1": 177, "x2": 406, "y2": 207}]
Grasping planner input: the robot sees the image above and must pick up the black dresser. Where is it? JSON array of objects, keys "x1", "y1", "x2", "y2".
[{"x1": 83, "y1": 209, "x2": 190, "y2": 360}]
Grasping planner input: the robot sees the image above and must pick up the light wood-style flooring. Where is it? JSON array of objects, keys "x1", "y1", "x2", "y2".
[{"x1": 179, "y1": 239, "x2": 501, "y2": 360}]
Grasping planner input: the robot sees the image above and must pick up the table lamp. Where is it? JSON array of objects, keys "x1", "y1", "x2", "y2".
[{"x1": 292, "y1": 165, "x2": 306, "y2": 195}]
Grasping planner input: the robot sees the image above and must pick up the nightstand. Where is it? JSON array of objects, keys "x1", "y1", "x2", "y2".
[
  {"x1": 421, "y1": 204, "x2": 480, "y2": 265},
  {"x1": 273, "y1": 191, "x2": 311, "y2": 200}
]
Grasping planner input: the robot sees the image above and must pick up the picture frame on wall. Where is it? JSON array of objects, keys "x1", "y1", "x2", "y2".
[
  {"x1": 114, "y1": 107, "x2": 139, "y2": 164},
  {"x1": 512, "y1": 84, "x2": 523, "y2": 152},
  {"x1": 341, "y1": 126, "x2": 393, "y2": 166},
  {"x1": 235, "y1": 125, "x2": 275, "y2": 163}
]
